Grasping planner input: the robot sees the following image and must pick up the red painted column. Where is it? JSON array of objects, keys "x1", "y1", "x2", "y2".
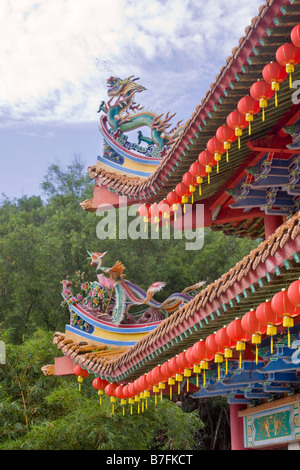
[
  {"x1": 264, "y1": 214, "x2": 283, "y2": 239},
  {"x1": 230, "y1": 404, "x2": 246, "y2": 450}
]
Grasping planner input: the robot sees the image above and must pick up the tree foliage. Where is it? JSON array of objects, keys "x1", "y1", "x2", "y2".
[{"x1": 0, "y1": 157, "x2": 260, "y2": 449}]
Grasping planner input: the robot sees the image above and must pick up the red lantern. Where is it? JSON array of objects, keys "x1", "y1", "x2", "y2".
[
  {"x1": 149, "y1": 203, "x2": 160, "y2": 231},
  {"x1": 262, "y1": 62, "x2": 288, "y2": 107},
  {"x1": 189, "y1": 161, "x2": 207, "y2": 196},
  {"x1": 122, "y1": 384, "x2": 132, "y2": 399},
  {"x1": 74, "y1": 365, "x2": 89, "y2": 378},
  {"x1": 160, "y1": 360, "x2": 172, "y2": 379},
  {"x1": 276, "y1": 42, "x2": 300, "y2": 88},
  {"x1": 206, "y1": 137, "x2": 225, "y2": 173},
  {"x1": 92, "y1": 377, "x2": 108, "y2": 405},
  {"x1": 128, "y1": 381, "x2": 138, "y2": 398},
  {"x1": 137, "y1": 374, "x2": 151, "y2": 392},
  {"x1": 291, "y1": 24, "x2": 300, "y2": 48},
  {"x1": 190, "y1": 339, "x2": 214, "y2": 387},
  {"x1": 226, "y1": 110, "x2": 248, "y2": 149},
  {"x1": 198, "y1": 150, "x2": 216, "y2": 184},
  {"x1": 138, "y1": 203, "x2": 151, "y2": 232},
  {"x1": 227, "y1": 318, "x2": 251, "y2": 368},
  {"x1": 183, "y1": 172, "x2": 198, "y2": 203},
  {"x1": 256, "y1": 300, "x2": 281, "y2": 354},
  {"x1": 205, "y1": 333, "x2": 225, "y2": 380},
  {"x1": 74, "y1": 365, "x2": 89, "y2": 391},
  {"x1": 175, "y1": 181, "x2": 190, "y2": 213},
  {"x1": 166, "y1": 190, "x2": 181, "y2": 221},
  {"x1": 250, "y1": 80, "x2": 274, "y2": 122},
  {"x1": 176, "y1": 351, "x2": 194, "y2": 391},
  {"x1": 271, "y1": 289, "x2": 300, "y2": 347},
  {"x1": 105, "y1": 382, "x2": 118, "y2": 397},
  {"x1": 287, "y1": 279, "x2": 300, "y2": 307},
  {"x1": 216, "y1": 124, "x2": 237, "y2": 162},
  {"x1": 241, "y1": 309, "x2": 267, "y2": 364},
  {"x1": 237, "y1": 96, "x2": 260, "y2": 135},
  {"x1": 215, "y1": 326, "x2": 236, "y2": 374},
  {"x1": 114, "y1": 385, "x2": 125, "y2": 399},
  {"x1": 105, "y1": 382, "x2": 119, "y2": 414},
  {"x1": 158, "y1": 199, "x2": 170, "y2": 228}
]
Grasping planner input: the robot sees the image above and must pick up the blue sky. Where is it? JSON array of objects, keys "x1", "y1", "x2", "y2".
[{"x1": 0, "y1": 0, "x2": 263, "y2": 200}]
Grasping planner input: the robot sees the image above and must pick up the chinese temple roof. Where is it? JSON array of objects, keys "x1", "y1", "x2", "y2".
[
  {"x1": 50, "y1": 210, "x2": 300, "y2": 389},
  {"x1": 81, "y1": 0, "x2": 300, "y2": 241}
]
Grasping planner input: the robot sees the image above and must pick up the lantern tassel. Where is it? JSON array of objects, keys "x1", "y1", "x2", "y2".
[
  {"x1": 208, "y1": 173, "x2": 210, "y2": 184},
  {"x1": 248, "y1": 121, "x2": 251, "y2": 136},
  {"x1": 225, "y1": 359, "x2": 228, "y2": 375},
  {"x1": 217, "y1": 162, "x2": 219, "y2": 173},
  {"x1": 199, "y1": 185, "x2": 202, "y2": 196},
  {"x1": 186, "y1": 378, "x2": 189, "y2": 392},
  {"x1": 239, "y1": 352, "x2": 242, "y2": 369},
  {"x1": 238, "y1": 136, "x2": 241, "y2": 149},
  {"x1": 289, "y1": 73, "x2": 292, "y2": 89},
  {"x1": 262, "y1": 108, "x2": 265, "y2": 122},
  {"x1": 217, "y1": 364, "x2": 220, "y2": 381},
  {"x1": 275, "y1": 90, "x2": 278, "y2": 107},
  {"x1": 226, "y1": 150, "x2": 229, "y2": 162},
  {"x1": 170, "y1": 385, "x2": 172, "y2": 400},
  {"x1": 203, "y1": 370, "x2": 206, "y2": 388},
  {"x1": 256, "y1": 345, "x2": 258, "y2": 365}
]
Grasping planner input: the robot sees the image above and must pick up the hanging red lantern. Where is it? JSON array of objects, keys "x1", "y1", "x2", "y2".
[
  {"x1": 256, "y1": 300, "x2": 281, "y2": 354},
  {"x1": 276, "y1": 42, "x2": 300, "y2": 88},
  {"x1": 185, "y1": 346, "x2": 201, "y2": 387},
  {"x1": 271, "y1": 289, "x2": 300, "y2": 347},
  {"x1": 241, "y1": 309, "x2": 267, "y2": 364},
  {"x1": 287, "y1": 278, "x2": 300, "y2": 308},
  {"x1": 183, "y1": 172, "x2": 198, "y2": 203},
  {"x1": 198, "y1": 150, "x2": 216, "y2": 184},
  {"x1": 105, "y1": 382, "x2": 118, "y2": 413},
  {"x1": 215, "y1": 326, "x2": 236, "y2": 374},
  {"x1": 215, "y1": 124, "x2": 237, "y2": 162},
  {"x1": 149, "y1": 203, "x2": 160, "y2": 232},
  {"x1": 176, "y1": 351, "x2": 193, "y2": 392},
  {"x1": 166, "y1": 190, "x2": 181, "y2": 222},
  {"x1": 137, "y1": 374, "x2": 150, "y2": 393},
  {"x1": 237, "y1": 95, "x2": 260, "y2": 135},
  {"x1": 175, "y1": 181, "x2": 190, "y2": 213},
  {"x1": 92, "y1": 377, "x2": 108, "y2": 405},
  {"x1": 262, "y1": 62, "x2": 288, "y2": 107},
  {"x1": 74, "y1": 365, "x2": 89, "y2": 391},
  {"x1": 227, "y1": 318, "x2": 251, "y2": 369},
  {"x1": 206, "y1": 137, "x2": 225, "y2": 173},
  {"x1": 163, "y1": 358, "x2": 177, "y2": 399},
  {"x1": 250, "y1": 80, "x2": 274, "y2": 122},
  {"x1": 114, "y1": 384, "x2": 125, "y2": 399},
  {"x1": 291, "y1": 24, "x2": 300, "y2": 48},
  {"x1": 205, "y1": 333, "x2": 225, "y2": 380},
  {"x1": 158, "y1": 199, "x2": 171, "y2": 229},
  {"x1": 189, "y1": 161, "x2": 207, "y2": 196},
  {"x1": 138, "y1": 203, "x2": 151, "y2": 232},
  {"x1": 190, "y1": 339, "x2": 214, "y2": 387},
  {"x1": 122, "y1": 383, "x2": 132, "y2": 399},
  {"x1": 226, "y1": 110, "x2": 249, "y2": 149}
]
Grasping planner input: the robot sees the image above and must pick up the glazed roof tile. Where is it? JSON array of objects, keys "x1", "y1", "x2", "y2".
[
  {"x1": 88, "y1": 0, "x2": 300, "y2": 208},
  {"x1": 53, "y1": 209, "x2": 300, "y2": 382}
]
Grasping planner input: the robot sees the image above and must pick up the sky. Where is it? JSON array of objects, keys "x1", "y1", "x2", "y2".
[{"x1": 0, "y1": 0, "x2": 264, "y2": 200}]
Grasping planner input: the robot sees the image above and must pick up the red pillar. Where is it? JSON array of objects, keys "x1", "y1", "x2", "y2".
[
  {"x1": 230, "y1": 404, "x2": 246, "y2": 450},
  {"x1": 264, "y1": 214, "x2": 283, "y2": 239}
]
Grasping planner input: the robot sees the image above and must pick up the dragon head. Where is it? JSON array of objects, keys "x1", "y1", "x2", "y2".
[
  {"x1": 87, "y1": 251, "x2": 107, "y2": 270},
  {"x1": 107, "y1": 75, "x2": 146, "y2": 98}
]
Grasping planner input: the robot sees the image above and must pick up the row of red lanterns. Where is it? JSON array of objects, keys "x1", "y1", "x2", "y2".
[
  {"x1": 137, "y1": 24, "x2": 300, "y2": 226},
  {"x1": 74, "y1": 279, "x2": 300, "y2": 414}
]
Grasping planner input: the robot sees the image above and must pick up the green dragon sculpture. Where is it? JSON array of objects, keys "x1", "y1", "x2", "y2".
[{"x1": 97, "y1": 75, "x2": 184, "y2": 150}]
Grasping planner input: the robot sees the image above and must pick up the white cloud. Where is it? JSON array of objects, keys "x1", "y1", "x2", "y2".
[{"x1": 0, "y1": 0, "x2": 263, "y2": 126}]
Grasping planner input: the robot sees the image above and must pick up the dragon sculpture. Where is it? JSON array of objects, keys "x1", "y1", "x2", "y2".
[
  {"x1": 97, "y1": 75, "x2": 184, "y2": 151},
  {"x1": 62, "y1": 251, "x2": 205, "y2": 326}
]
